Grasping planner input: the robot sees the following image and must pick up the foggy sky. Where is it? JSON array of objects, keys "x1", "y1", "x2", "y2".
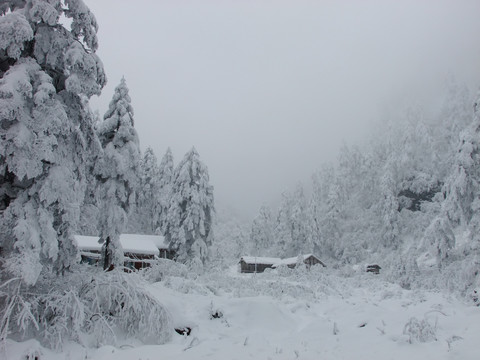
[{"x1": 85, "y1": 0, "x2": 480, "y2": 220}]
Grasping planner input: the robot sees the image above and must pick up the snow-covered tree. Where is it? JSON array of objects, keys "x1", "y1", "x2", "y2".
[
  {"x1": 323, "y1": 180, "x2": 343, "y2": 258},
  {"x1": 157, "y1": 147, "x2": 174, "y2": 235},
  {"x1": 164, "y1": 147, "x2": 214, "y2": 265},
  {"x1": 275, "y1": 185, "x2": 313, "y2": 257},
  {"x1": 423, "y1": 215, "x2": 455, "y2": 267},
  {"x1": 379, "y1": 168, "x2": 399, "y2": 249},
  {"x1": 77, "y1": 108, "x2": 103, "y2": 236},
  {"x1": 129, "y1": 146, "x2": 161, "y2": 234},
  {"x1": 432, "y1": 90, "x2": 480, "y2": 263},
  {"x1": 95, "y1": 77, "x2": 140, "y2": 270},
  {"x1": 211, "y1": 207, "x2": 250, "y2": 267},
  {"x1": 308, "y1": 166, "x2": 339, "y2": 258},
  {"x1": 444, "y1": 125, "x2": 480, "y2": 227},
  {"x1": 251, "y1": 205, "x2": 276, "y2": 256},
  {"x1": 0, "y1": 0, "x2": 105, "y2": 285}
]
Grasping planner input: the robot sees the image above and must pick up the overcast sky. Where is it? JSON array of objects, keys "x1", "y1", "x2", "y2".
[{"x1": 85, "y1": 0, "x2": 480, "y2": 220}]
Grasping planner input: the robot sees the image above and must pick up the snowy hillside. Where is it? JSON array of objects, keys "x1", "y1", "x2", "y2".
[{"x1": 4, "y1": 266, "x2": 479, "y2": 360}]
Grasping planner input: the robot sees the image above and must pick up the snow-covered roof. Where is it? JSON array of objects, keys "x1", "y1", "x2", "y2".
[
  {"x1": 75, "y1": 235, "x2": 102, "y2": 251},
  {"x1": 240, "y1": 256, "x2": 282, "y2": 265},
  {"x1": 120, "y1": 234, "x2": 169, "y2": 250},
  {"x1": 74, "y1": 234, "x2": 166, "y2": 256},
  {"x1": 240, "y1": 254, "x2": 324, "y2": 267},
  {"x1": 277, "y1": 254, "x2": 317, "y2": 266}
]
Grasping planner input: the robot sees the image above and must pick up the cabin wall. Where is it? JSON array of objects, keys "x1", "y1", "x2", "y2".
[{"x1": 124, "y1": 252, "x2": 156, "y2": 270}]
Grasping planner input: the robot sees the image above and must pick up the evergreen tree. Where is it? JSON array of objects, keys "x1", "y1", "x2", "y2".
[
  {"x1": 251, "y1": 205, "x2": 276, "y2": 256},
  {"x1": 158, "y1": 147, "x2": 174, "y2": 235},
  {"x1": 129, "y1": 146, "x2": 161, "y2": 234},
  {"x1": 0, "y1": 0, "x2": 105, "y2": 285},
  {"x1": 95, "y1": 77, "x2": 140, "y2": 270},
  {"x1": 291, "y1": 184, "x2": 314, "y2": 255},
  {"x1": 275, "y1": 195, "x2": 293, "y2": 257},
  {"x1": 211, "y1": 208, "x2": 250, "y2": 266},
  {"x1": 275, "y1": 185, "x2": 312, "y2": 257},
  {"x1": 323, "y1": 180, "x2": 343, "y2": 258},
  {"x1": 444, "y1": 123, "x2": 480, "y2": 227},
  {"x1": 77, "y1": 108, "x2": 103, "y2": 236},
  {"x1": 435, "y1": 91, "x2": 480, "y2": 261},
  {"x1": 164, "y1": 147, "x2": 214, "y2": 265},
  {"x1": 423, "y1": 215, "x2": 455, "y2": 267},
  {"x1": 380, "y1": 168, "x2": 399, "y2": 249},
  {"x1": 308, "y1": 166, "x2": 336, "y2": 258}
]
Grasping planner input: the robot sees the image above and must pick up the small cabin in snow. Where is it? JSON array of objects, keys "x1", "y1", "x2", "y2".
[
  {"x1": 74, "y1": 234, "x2": 173, "y2": 270},
  {"x1": 275, "y1": 254, "x2": 326, "y2": 269},
  {"x1": 239, "y1": 254, "x2": 325, "y2": 273},
  {"x1": 239, "y1": 257, "x2": 280, "y2": 273}
]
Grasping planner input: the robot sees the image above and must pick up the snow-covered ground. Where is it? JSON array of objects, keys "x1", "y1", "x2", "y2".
[{"x1": 4, "y1": 266, "x2": 480, "y2": 360}]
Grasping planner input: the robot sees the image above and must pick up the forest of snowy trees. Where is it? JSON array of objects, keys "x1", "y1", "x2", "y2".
[
  {"x1": 1, "y1": 0, "x2": 480, "y2": 355},
  {"x1": 227, "y1": 79, "x2": 480, "y2": 293}
]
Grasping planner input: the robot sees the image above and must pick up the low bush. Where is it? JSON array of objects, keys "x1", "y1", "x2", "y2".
[{"x1": 0, "y1": 266, "x2": 172, "y2": 350}]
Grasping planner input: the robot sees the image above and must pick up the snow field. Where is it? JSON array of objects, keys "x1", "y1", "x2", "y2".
[{"x1": 4, "y1": 268, "x2": 480, "y2": 360}]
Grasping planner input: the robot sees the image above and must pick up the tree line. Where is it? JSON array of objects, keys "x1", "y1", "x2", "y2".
[{"x1": 244, "y1": 79, "x2": 479, "y2": 292}]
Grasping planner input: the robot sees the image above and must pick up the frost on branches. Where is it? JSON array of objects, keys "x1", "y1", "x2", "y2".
[
  {"x1": 165, "y1": 147, "x2": 214, "y2": 265},
  {"x1": 95, "y1": 77, "x2": 140, "y2": 270},
  {"x1": 0, "y1": 0, "x2": 105, "y2": 286}
]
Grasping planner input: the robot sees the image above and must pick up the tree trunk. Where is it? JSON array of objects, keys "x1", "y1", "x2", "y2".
[{"x1": 103, "y1": 236, "x2": 112, "y2": 271}]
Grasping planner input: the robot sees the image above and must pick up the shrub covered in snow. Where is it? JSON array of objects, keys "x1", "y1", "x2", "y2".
[
  {"x1": 385, "y1": 254, "x2": 420, "y2": 290},
  {"x1": 0, "y1": 267, "x2": 172, "y2": 350},
  {"x1": 403, "y1": 317, "x2": 437, "y2": 344},
  {"x1": 142, "y1": 259, "x2": 189, "y2": 283},
  {"x1": 435, "y1": 255, "x2": 480, "y2": 296}
]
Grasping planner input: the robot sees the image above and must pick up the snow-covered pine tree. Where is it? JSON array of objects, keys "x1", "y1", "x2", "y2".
[
  {"x1": 211, "y1": 207, "x2": 250, "y2": 267},
  {"x1": 379, "y1": 167, "x2": 400, "y2": 249},
  {"x1": 308, "y1": 166, "x2": 337, "y2": 259},
  {"x1": 290, "y1": 184, "x2": 313, "y2": 256},
  {"x1": 164, "y1": 147, "x2": 214, "y2": 265},
  {"x1": 308, "y1": 175, "x2": 323, "y2": 258},
  {"x1": 95, "y1": 77, "x2": 140, "y2": 270},
  {"x1": 157, "y1": 147, "x2": 174, "y2": 235},
  {"x1": 128, "y1": 146, "x2": 161, "y2": 234},
  {"x1": 423, "y1": 215, "x2": 455, "y2": 267},
  {"x1": 432, "y1": 90, "x2": 480, "y2": 266},
  {"x1": 444, "y1": 125, "x2": 479, "y2": 227},
  {"x1": 275, "y1": 185, "x2": 312, "y2": 257},
  {"x1": 251, "y1": 205, "x2": 276, "y2": 256},
  {"x1": 275, "y1": 197, "x2": 293, "y2": 257},
  {"x1": 323, "y1": 180, "x2": 343, "y2": 258},
  {"x1": 0, "y1": 0, "x2": 105, "y2": 285},
  {"x1": 77, "y1": 108, "x2": 103, "y2": 236}
]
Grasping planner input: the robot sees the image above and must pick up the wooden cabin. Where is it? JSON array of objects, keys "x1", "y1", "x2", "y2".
[
  {"x1": 239, "y1": 257, "x2": 280, "y2": 273},
  {"x1": 277, "y1": 254, "x2": 326, "y2": 269},
  {"x1": 366, "y1": 264, "x2": 381, "y2": 274},
  {"x1": 74, "y1": 234, "x2": 173, "y2": 270},
  {"x1": 239, "y1": 254, "x2": 326, "y2": 273}
]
